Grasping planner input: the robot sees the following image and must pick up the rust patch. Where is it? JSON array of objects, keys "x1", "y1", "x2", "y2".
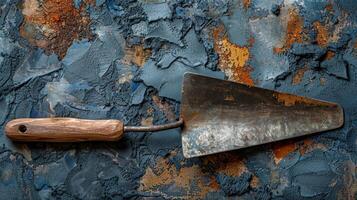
[
  {"x1": 330, "y1": 12, "x2": 348, "y2": 43},
  {"x1": 217, "y1": 157, "x2": 247, "y2": 176},
  {"x1": 242, "y1": 0, "x2": 251, "y2": 9},
  {"x1": 140, "y1": 151, "x2": 250, "y2": 198},
  {"x1": 325, "y1": 3, "x2": 333, "y2": 12},
  {"x1": 147, "y1": 107, "x2": 154, "y2": 115},
  {"x1": 122, "y1": 44, "x2": 152, "y2": 67},
  {"x1": 292, "y1": 67, "x2": 308, "y2": 85},
  {"x1": 250, "y1": 175, "x2": 260, "y2": 188},
  {"x1": 141, "y1": 108, "x2": 154, "y2": 126},
  {"x1": 273, "y1": 92, "x2": 331, "y2": 107},
  {"x1": 274, "y1": 9, "x2": 304, "y2": 53},
  {"x1": 152, "y1": 96, "x2": 176, "y2": 121},
  {"x1": 314, "y1": 21, "x2": 329, "y2": 47},
  {"x1": 298, "y1": 139, "x2": 313, "y2": 155},
  {"x1": 212, "y1": 26, "x2": 254, "y2": 85},
  {"x1": 272, "y1": 141, "x2": 297, "y2": 164},
  {"x1": 204, "y1": 152, "x2": 247, "y2": 177},
  {"x1": 273, "y1": 138, "x2": 329, "y2": 164},
  {"x1": 20, "y1": 0, "x2": 92, "y2": 59},
  {"x1": 299, "y1": 139, "x2": 327, "y2": 155},
  {"x1": 208, "y1": 176, "x2": 221, "y2": 190},
  {"x1": 139, "y1": 152, "x2": 219, "y2": 198},
  {"x1": 141, "y1": 117, "x2": 153, "y2": 126},
  {"x1": 324, "y1": 50, "x2": 336, "y2": 60}
]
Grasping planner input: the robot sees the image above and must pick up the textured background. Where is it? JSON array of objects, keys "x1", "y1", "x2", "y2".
[{"x1": 0, "y1": 0, "x2": 356, "y2": 199}]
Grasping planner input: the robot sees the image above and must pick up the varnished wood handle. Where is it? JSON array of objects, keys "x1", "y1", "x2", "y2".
[{"x1": 5, "y1": 118, "x2": 124, "y2": 142}]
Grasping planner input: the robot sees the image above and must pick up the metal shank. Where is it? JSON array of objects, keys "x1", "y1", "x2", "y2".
[{"x1": 124, "y1": 118, "x2": 184, "y2": 132}]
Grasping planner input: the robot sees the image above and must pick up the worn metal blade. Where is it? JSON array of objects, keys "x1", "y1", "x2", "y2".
[{"x1": 180, "y1": 73, "x2": 344, "y2": 158}]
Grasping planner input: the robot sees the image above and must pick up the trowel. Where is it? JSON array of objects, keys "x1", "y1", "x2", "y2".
[{"x1": 5, "y1": 73, "x2": 344, "y2": 158}]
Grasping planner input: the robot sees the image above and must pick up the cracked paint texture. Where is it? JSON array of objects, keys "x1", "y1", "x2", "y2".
[
  {"x1": 0, "y1": 0, "x2": 356, "y2": 199},
  {"x1": 20, "y1": 0, "x2": 93, "y2": 58}
]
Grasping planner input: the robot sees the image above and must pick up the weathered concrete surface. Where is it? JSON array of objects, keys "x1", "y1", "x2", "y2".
[{"x1": 0, "y1": 0, "x2": 356, "y2": 199}]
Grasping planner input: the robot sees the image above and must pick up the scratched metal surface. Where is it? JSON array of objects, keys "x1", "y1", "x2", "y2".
[
  {"x1": 181, "y1": 73, "x2": 343, "y2": 158},
  {"x1": 0, "y1": 0, "x2": 356, "y2": 199}
]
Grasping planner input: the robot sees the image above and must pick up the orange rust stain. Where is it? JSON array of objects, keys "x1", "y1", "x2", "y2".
[
  {"x1": 141, "y1": 108, "x2": 154, "y2": 125},
  {"x1": 354, "y1": 40, "x2": 357, "y2": 49},
  {"x1": 139, "y1": 153, "x2": 220, "y2": 198},
  {"x1": 242, "y1": 0, "x2": 251, "y2": 9},
  {"x1": 250, "y1": 175, "x2": 260, "y2": 188},
  {"x1": 20, "y1": 0, "x2": 92, "y2": 59},
  {"x1": 324, "y1": 50, "x2": 336, "y2": 60},
  {"x1": 272, "y1": 141, "x2": 297, "y2": 164},
  {"x1": 122, "y1": 45, "x2": 152, "y2": 67},
  {"x1": 147, "y1": 107, "x2": 154, "y2": 115},
  {"x1": 140, "y1": 151, "x2": 250, "y2": 198},
  {"x1": 273, "y1": 138, "x2": 329, "y2": 164},
  {"x1": 298, "y1": 139, "x2": 313, "y2": 155},
  {"x1": 209, "y1": 176, "x2": 221, "y2": 190},
  {"x1": 314, "y1": 21, "x2": 329, "y2": 47},
  {"x1": 273, "y1": 92, "x2": 331, "y2": 107},
  {"x1": 141, "y1": 117, "x2": 153, "y2": 126},
  {"x1": 216, "y1": 156, "x2": 247, "y2": 176},
  {"x1": 274, "y1": 9, "x2": 304, "y2": 54},
  {"x1": 292, "y1": 67, "x2": 308, "y2": 85},
  {"x1": 325, "y1": 3, "x2": 333, "y2": 12},
  {"x1": 299, "y1": 139, "x2": 327, "y2": 155},
  {"x1": 212, "y1": 26, "x2": 254, "y2": 85},
  {"x1": 152, "y1": 96, "x2": 176, "y2": 121},
  {"x1": 203, "y1": 152, "x2": 247, "y2": 177},
  {"x1": 139, "y1": 158, "x2": 173, "y2": 189}
]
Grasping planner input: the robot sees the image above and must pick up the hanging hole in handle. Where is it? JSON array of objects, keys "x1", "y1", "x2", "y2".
[{"x1": 18, "y1": 125, "x2": 27, "y2": 133}]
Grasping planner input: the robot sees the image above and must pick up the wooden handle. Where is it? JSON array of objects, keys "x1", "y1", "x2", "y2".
[{"x1": 5, "y1": 118, "x2": 124, "y2": 142}]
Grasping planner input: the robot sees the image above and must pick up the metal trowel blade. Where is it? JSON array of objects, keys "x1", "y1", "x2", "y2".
[{"x1": 180, "y1": 73, "x2": 344, "y2": 158}]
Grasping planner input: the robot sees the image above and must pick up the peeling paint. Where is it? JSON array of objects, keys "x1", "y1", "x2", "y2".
[
  {"x1": 139, "y1": 151, "x2": 253, "y2": 198},
  {"x1": 325, "y1": 3, "x2": 333, "y2": 12},
  {"x1": 324, "y1": 50, "x2": 336, "y2": 60},
  {"x1": 292, "y1": 67, "x2": 308, "y2": 85},
  {"x1": 330, "y1": 13, "x2": 349, "y2": 43},
  {"x1": 139, "y1": 153, "x2": 219, "y2": 198},
  {"x1": 213, "y1": 26, "x2": 254, "y2": 85},
  {"x1": 274, "y1": 8, "x2": 304, "y2": 53},
  {"x1": 243, "y1": 0, "x2": 251, "y2": 9},
  {"x1": 152, "y1": 95, "x2": 176, "y2": 122},
  {"x1": 20, "y1": 0, "x2": 92, "y2": 58},
  {"x1": 203, "y1": 153, "x2": 248, "y2": 177},
  {"x1": 141, "y1": 116, "x2": 153, "y2": 126},
  {"x1": 122, "y1": 44, "x2": 151, "y2": 67},
  {"x1": 298, "y1": 139, "x2": 327, "y2": 155},
  {"x1": 272, "y1": 141, "x2": 297, "y2": 164},
  {"x1": 314, "y1": 21, "x2": 329, "y2": 47},
  {"x1": 250, "y1": 175, "x2": 260, "y2": 188}
]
